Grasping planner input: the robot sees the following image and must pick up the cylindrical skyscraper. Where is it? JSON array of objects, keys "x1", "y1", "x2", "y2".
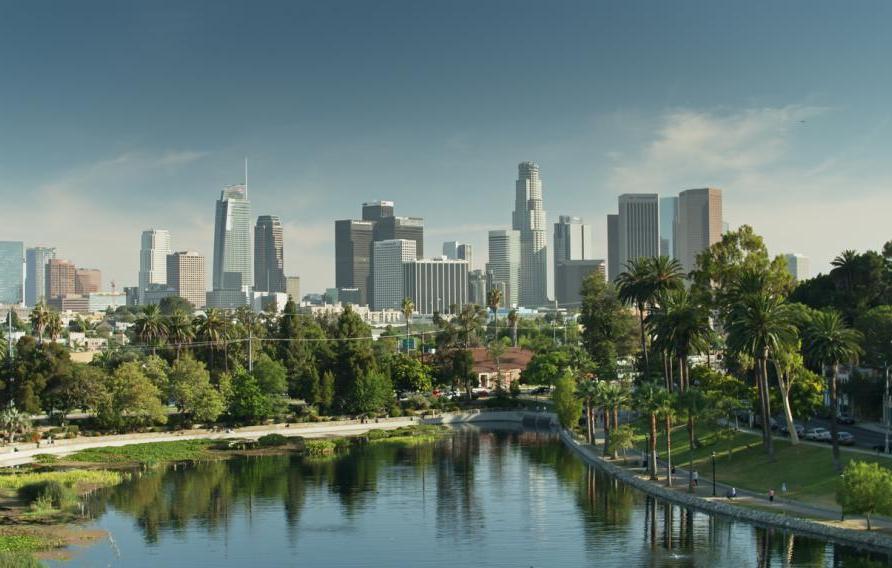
[{"x1": 512, "y1": 162, "x2": 547, "y2": 307}]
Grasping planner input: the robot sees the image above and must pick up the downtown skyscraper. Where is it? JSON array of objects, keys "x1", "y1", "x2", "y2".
[
  {"x1": 212, "y1": 185, "x2": 252, "y2": 292},
  {"x1": 0, "y1": 241, "x2": 24, "y2": 306},
  {"x1": 254, "y1": 215, "x2": 286, "y2": 293},
  {"x1": 25, "y1": 246, "x2": 55, "y2": 306},
  {"x1": 616, "y1": 193, "x2": 660, "y2": 274},
  {"x1": 139, "y1": 229, "x2": 171, "y2": 304},
  {"x1": 677, "y1": 187, "x2": 723, "y2": 273},
  {"x1": 511, "y1": 162, "x2": 547, "y2": 307}
]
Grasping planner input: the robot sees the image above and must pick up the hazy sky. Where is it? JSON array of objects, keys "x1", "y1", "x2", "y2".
[{"x1": 3, "y1": 0, "x2": 892, "y2": 294}]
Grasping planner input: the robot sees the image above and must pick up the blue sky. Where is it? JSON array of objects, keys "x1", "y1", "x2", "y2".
[{"x1": 2, "y1": 0, "x2": 892, "y2": 294}]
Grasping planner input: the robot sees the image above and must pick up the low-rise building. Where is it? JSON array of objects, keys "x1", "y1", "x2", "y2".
[{"x1": 470, "y1": 347, "x2": 533, "y2": 391}]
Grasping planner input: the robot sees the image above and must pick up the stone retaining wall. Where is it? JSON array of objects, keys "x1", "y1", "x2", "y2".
[{"x1": 558, "y1": 428, "x2": 892, "y2": 554}]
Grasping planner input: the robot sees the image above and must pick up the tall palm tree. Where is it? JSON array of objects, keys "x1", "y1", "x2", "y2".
[
  {"x1": 46, "y1": 311, "x2": 63, "y2": 342},
  {"x1": 677, "y1": 388, "x2": 708, "y2": 489},
  {"x1": 726, "y1": 284, "x2": 798, "y2": 459},
  {"x1": 166, "y1": 310, "x2": 195, "y2": 360},
  {"x1": 803, "y1": 309, "x2": 862, "y2": 471},
  {"x1": 507, "y1": 309, "x2": 518, "y2": 347},
  {"x1": 656, "y1": 391, "x2": 678, "y2": 486},
  {"x1": 487, "y1": 288, "x2": 502, "y2": 340},
  {"x1": 634, "y1": 383, "x2": 668, "y2": 480},
  {"x1": 646, "y1": 288, "x2": 710, "y2": 392},
  {"x1": 604, "y1": 381, "x2": 631, "y2": 459},
  {"x1": 616, "y1": 258, "x2": 653, "y2": 367},
  {"x1": 401, "y1": 298, "x2": 415, "y2": 352},
  {"x1": 454, "y1": 304, "x2": 487, "y2": 348},
  {"x1": 648, "y1": 256, "x2": 685, "y2": 297},
  {"x1": 576, "y1": 378, "x2": 599, "y2": 444},
  {"x1": 133, "y1": 304, "x2": 167, "y2": 356},
  {"x1": 830, "y1": 249, "x2": 859, "y2": 295},
  {"x1": 195, "y1": 308, "x2": 227, "y2": 371},
  {"x1": 29, "y1": 302, "x2": 49, "y2": 343}
]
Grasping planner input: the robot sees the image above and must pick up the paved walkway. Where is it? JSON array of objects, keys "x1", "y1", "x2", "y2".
[{"x1": 0, "y1": 417, "x2": 419, "y2": 468}]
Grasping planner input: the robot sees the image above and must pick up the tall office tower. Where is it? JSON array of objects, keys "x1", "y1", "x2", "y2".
[
  {"x1": 362, "y1": 200, "x2": 394, "y2": 222},
  {"x1": 139, "y1": 229, "x2": 171, "y2": 304},
  {"x1": 45, "y1": 259, "x2": 76, "y2": 300},
  {"x1": 468, "y1": 269, "x2": 487, "y2": 306},
  {"x1": 486, "y1": 230, "x2": 520, "y2": 308},
  {"x1": 403, "y1": 257, "x2": 469, "y2": 315},
  {"x1": 286, "y1": 277, "x2": 301, "y2": 302},
  {"x1": 617, "y1": 194, "x2": 660, "y2": 275},
  {"x1": 659, "y1": 197, "x2": 678, "y2": 259},
  {"x1": 555, "y1": 260, "x2": 607, "y2": 306},
  {"x1": 335, "y1": 219, "x2": 375, "y2": 305},
  {"x1": 677, "y1": 188, "x2": 723, "y2": 273},
  {"x1": 25, "y1": 246, "x2": 55, "y2": 306},
  {"x1": 0, "y1": 241, "x2": 24, "y2": 305},
  {"x1": 554, "y1": 215, "x2": 592, "y2": 271},
  {"x1": 443, "y1": 241, "x2": 473, "y2": 268},
  {"x1": 254, "y1": 215, "x2": 286, "y2": 293},
  {"x1": 372, "y1": 239, "x2": 417, "y2": 310},
  {"x1": 212, "y1": 185, "x2": 252, "y2": 291},
  {"x1": 784, "y1": 254, "x2": 810, "y2": 282},
  {"x1": 166, "y1": 251, "x2": 206, "y2": 309},
  {"x1": 374, "y1": 216, "x2": 424, "y2": 257},
  {"x1": 607, "y1": 214, "x2": 619, "y2": 282},
  {"x1": 512, "y1": 162, "x2": 547, "y2": 306},
  {"x1": 74, "y1": 268, "x2": 101, "y2": 294}
]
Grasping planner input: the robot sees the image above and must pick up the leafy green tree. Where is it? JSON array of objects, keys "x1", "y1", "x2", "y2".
[
  {"x1": 96, "y1": 361, "x2": 167, "y2": 430},
  {"x1": 830, "y1": 250, "x2": 887, "y2": 323},
  {"x1": 348, "y1": 370, "x2": 394, "y2": 415},
  {"x1": 390, "y1": 354, "x2": 432, "y2": 393},
  {"x1": 158, "y1": 296, "x2": 195, "y2": 316},
  {"x1": 521, "y1": 349, "x2": 570, "y2": 385},
  {"x1": 319, "y1": 370, "x2": 335, "y2": 413},
  {"x1": 10, "y1": 337, "x2": 71, "y2": 414},
  {"x1": 45, "y1": 363, "x2": 106, "y2": 420},
  {"x1": 253, "y1": 355, "x2": 288, "y2": 407},
  {"x1": 333, "y1": 305, "x2": 374, "y2": 409},
  {"x1": 169, "y1": 356, "x2": 224, "y2": 424},
  {"x1": 142, "y1": 355, "x2": 170, "y2": 398},
  {"x1": 228, "y1": 370, "x2": 271, "y2": 422},
  {"x1": 837, "y1": 461, "x2": 892, "y2": 530},
  {"x1": 552, "y1": 370, "x2": 581, "y2": 429},
  {"x1": 854, "y1": 305, "x2": 892, "y2": 368},
  {"x1": 803, "y1": 309, "x2": 863, "y2": 471},
  {"x1": 579, "y1": 273, "x2": 627, "y2": 379},
  {"x1": 611, "y1": 425, "x2": 636, "y2": 462}
]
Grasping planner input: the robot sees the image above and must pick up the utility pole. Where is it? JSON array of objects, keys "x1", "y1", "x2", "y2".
[
  {"x1": 885, "y1": 360, "x2": 890, "y2": 455},
  {"x1": 248, "y1": 326, "x2": 254, "y2": 373}
]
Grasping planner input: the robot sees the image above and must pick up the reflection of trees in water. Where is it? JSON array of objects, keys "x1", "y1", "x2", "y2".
[{"x1": 434, "y1": 428, "x2": 484, "y2": 544}]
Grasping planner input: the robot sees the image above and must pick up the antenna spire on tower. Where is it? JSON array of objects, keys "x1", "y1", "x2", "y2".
[{"x1": 244, "y1": 157, "x2": 248, "y2": 198}]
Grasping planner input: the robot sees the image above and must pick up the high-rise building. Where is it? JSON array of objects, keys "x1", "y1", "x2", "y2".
[
  {"x1": 659, "y1": 197, "x2": 678, "y2": 259},
  {"x1": 607, "y1": 214, "x2": 619, "y2": 283},
  {"x1": 468, "y1": 269, "x2": 488, "y2": 306},
  {"x1": 212, "y1": 185, "x2": 252, "y2": 292},
  {"x1": 0, "y1": 241, "x2": 24, "y2": 306},
  {"x1": 555, "y1": 259, "x2": 606, "y2": 306},
  {"x1": 373, "y1": 239, "x2": 416, "y2": 311},
  {"x1": 335, "y1": 219, "x2": 374, "y2": 305},
  {"x1": 677, "y1": 188, "x2": 723, "y2": 273},
  {"x1": 443, "y1": 241, "x2": 473, "y2": 268},
  {"x1": 45, "y1": 259, "x2": 76, "y2": 300},
  {"x1": 486, "y1": 230, "x2": 520, "y2": 308},
  {"x1": 254, "y1": 215, "x2": 286, "y2": 293},
  {"x1": 25, "y1": 246, "x2": 55, "y2": 307},
  {"x1": 617, "y1": 194, "x2": 659, "y2": 274},
  {"x1": 75, "y1": 268, "x2": 101, "y2": 295},
  {"x1": 362, "y1": 200, "x2": 394, "y2": 222},
  {"x1": 139, "y1": 229, "x2": 171, "y2": 304},
  {"x1": 374, "y1": 216, "x2": 424, "y2": 257},
  {"x1": 785, "y1": 254, "x2": 810, "y2": 282},
  {"x1": 166, "y1": 251, "x2": 206, "y2": 309},
  {"x1": 403, "y1": 257, "x2": 469, "y2": 315},
  {"x1": 554, "y1": 215, "x2": 592, "y2": 278},
  {"x1": 512, "y1": 162, "x2": 547, "y2": 306},
  {"x1": 286, "y1": 277, "x2": 301, "y2": 302}
]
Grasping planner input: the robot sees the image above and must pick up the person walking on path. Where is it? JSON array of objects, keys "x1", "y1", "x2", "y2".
[
  {"x1": 769, "y1": 489, "x2": 775, "y2": 503},
  {"x1": 726, "y1": 487, "x2": 737, "y2": 500},
  {"x1": 692, "y1": 471, "x2": 699, "y2": 487}
]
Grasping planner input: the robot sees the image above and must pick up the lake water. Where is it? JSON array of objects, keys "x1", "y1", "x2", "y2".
[{"x1": 56, "y1": 426, "x2": 889, "y2": 567}]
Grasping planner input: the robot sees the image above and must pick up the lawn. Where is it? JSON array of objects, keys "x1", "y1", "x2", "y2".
[
  {"x1": 68, "y1": 439, "x2": 216, "y2": 466},
  {"x1": 628, "y1": 420, "x2": 892, "y2": 509}
]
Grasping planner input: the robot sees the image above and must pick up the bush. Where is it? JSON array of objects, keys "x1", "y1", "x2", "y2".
[
  {"x1": 389, "y1": 405, "x2": 403, "y2": 417},
  {"x1": 257, "y1": 434, "x2": 289, "y2": 448},
  {"x1": 17, "y1": 481, "x2": 72, "y2": 509},
  {"x1": 304, "y1": 439, "x2": 336, "y2": 457},
  {"x1": 365, "y1": 429, "x2": 389, "y2": 440}
]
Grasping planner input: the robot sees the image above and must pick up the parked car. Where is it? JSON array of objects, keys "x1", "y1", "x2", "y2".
[
  {"x1": 530, "y1": 386, "x2": 551, "y2": 395},
  {"x1": 804, "y1": 427, "x2": 831, "y2": 441},
  {"x1": 836, "y1": 414, "x2": 856, "y2": 425},
  {"x1": 838, "y1": 432, "x2": 856, "y2": 446},
  {"x1": 780, "y1": 423, "x2": 805, "y2": 438}
]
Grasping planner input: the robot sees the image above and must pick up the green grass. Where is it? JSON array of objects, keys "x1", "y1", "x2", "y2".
[
  {"x1": 0, "y1": 470, "x2": 122, "y2": 492},
  {"x1": 67, "y1": 440, "x2": 215, "y2": 466},
  {"x1": 0, "y1": 530, "x2": 62, "y2": 554},
  {"x1": 631, "y1": 421, "x2": 892, "y2": 509},
  {"x1": 365, "y1": 425, "x2": 446, "y2": 445},
  {"x1": 0, "y1": 551, "x2": 44, "y2": 568},
  {"x1": 304, "y1": 440, "x2": 337, "y2": 457}
]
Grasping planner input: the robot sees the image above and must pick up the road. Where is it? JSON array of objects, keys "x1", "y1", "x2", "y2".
[{"x1": 805, "y1": 417, "x2": 891, "y2": 452}]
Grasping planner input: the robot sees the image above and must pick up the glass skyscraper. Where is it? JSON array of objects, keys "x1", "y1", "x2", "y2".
[
  {"x1": 25, "y1": 246, "x2": 55, "y2": 306},
  {"x1": 212, "y1": 185, "x2": 252, "y2": 291},
  {"x1": 254, "y1": 215, "x2": 286, "y2": 293},
  {"x1": 512, "y1": 162, "x2": 547, "y2": 307},
  {"x1": 0, "y1": 241, "x2": 24, "y2": 305}
]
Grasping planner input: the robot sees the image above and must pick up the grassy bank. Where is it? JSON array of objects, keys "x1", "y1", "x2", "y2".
[
  {"x1": 0, "y1": 470, "x2": 122, "y2": 492},
  {"x1": 67, "y1": 439, "x2": 217, "y2": 467},
  {"x1": 365, "y1": 425, "x2": 446, "y2": 446},
  {"x1": 630, "y1": 421, "x2": 892, "y2": 508}
]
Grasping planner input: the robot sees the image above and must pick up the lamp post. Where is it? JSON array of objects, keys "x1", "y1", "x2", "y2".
[{"x1": 711, "y1": 452, "x2": 717, "y2": 497}]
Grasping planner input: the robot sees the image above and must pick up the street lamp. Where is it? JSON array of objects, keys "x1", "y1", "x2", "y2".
[{"x1": 711, "y1": 452, "x2": 717, "y2": 496}]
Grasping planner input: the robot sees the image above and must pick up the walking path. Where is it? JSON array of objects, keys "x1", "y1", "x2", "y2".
[{"x1": 0, "y1": 417, "x2": 419, "y2": 468}]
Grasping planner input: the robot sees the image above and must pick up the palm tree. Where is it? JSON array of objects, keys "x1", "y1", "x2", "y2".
[
  {"x1": 401, "y1": 298, "x2": 415, "y2": 352},
  {"x1": 166, "y1": 310, "x2": 195, "y2": 360},
  {"x1": 634, "y1": 383, "x2": 667, "y2": 480},
  {"x1": 487, "y1": 338, "x2": 508, "y2": 393},
  {"x1": 648, "y1": 256, "x2": 685, "y2": 297},
  {"x1": 594, "y1": 381, "x2": 613, "y2": 457},
  {"x1": 0, "y1": 404, "x2": 31, "y2": 443},
  {"x1": 604, "y1": 381, "x2": 631, "y2": 459},
  {"x1": 133, "y1": 304, "x2": 168, "y2": 355},
  {"x1": 656, "y1": 391, "x2": 678, "y2": 486},
  {"x1": 507, "y1": 309, "x2": 518, "y2": 347},
  {"x1": 677, "y1": 388, "x2": 708, "y2": 489},
  {"x1": 617, "y1": 258, "x2": 653, "y2": 367},
  {"x1": 487, "y1": 288, "x2": 502, "y2": 340},
  {"x1": 46, "y1": 311, "x2": 63, "y2": 342},
  {"x1": 646, "y1": 288, "x2": 710, "y2": 392},
  {"x1": 195, "y1": 308, "x2": 227, "y2": 371},
  {"x1": 726, "y1": 283, "x2": 798, "y2": 459},
  {"x1": 576, "y1": 378, "x2": 599, "y2": 444},
  {"x1": 803, "y1": 309, "x2": 862, "y2": 471},
  {"x1": 830, "y1": 249, "x2": 858, "y2": 295},
  {"x1": 29, "y1": 302, "x2": 49, "y2": 343}
]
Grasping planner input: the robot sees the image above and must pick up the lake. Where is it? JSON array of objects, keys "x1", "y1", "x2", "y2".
[{"x1": 55, "y1": 426, "x2": 889, "y2": 567}]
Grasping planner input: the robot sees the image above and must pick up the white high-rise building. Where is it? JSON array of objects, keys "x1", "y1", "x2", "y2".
[
  {"x1": 512, "y1": 162, "x2": 547, "y2": 307},
  {"x1": 486, "y1": 229, "x2": 520, "y2": 308},
  {"x1": 617, "y1": 194, "x2": 659, "y2": 273},
  {"x1": 403, "y1": 257, "x2": 469, "y2": 315},
  {"x1": 677, "y1": 188, "x2": 723, "y2": 273},
  {"x1": 554, "y1": 215, "x2": 592, "y2": 267},
  {"x1": 167, "y1": 251, "x2": 206, "y2": 309},
  {"x1": 139, "y1": 229, "x2": 171, "y2": 304},
  {"x1": 373, "y1": 239, "x2": 416, "y2": 311},
  {"x1": 785, "y1": 253, "x2": 810, "y2": 282},
  {"x1": 442, "y1": 241, "x2": 473, "y2": 268}
]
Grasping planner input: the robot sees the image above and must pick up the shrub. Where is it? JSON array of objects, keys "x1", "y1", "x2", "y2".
[
  {"x1": 365, "y1": 429, "x2": 389, "y2": 441},
  {"x1": 388, "y1": 405, "x2": 403, "y2": 418},
  {"x1": 17, "y1": 481, "x2": 73, "y2": 509},
  {"x1": 304, "y1": 440, "x2": 336, "y2": 457},
  {"x1": 257, "y1": 434, "x2": 289, "y2": 448}
]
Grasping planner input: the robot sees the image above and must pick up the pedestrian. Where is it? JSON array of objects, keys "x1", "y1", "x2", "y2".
[
  {"x1": 781, "y1": 482, "x2": 787, "y2": 494},
  {"x1": 769, "y1": 489, "x2": 775, "y2": 503},
  {"x1": 726, "y1": 487, "x2": 736, "y2": 500},
  {"x1": 692, "y1": 471, "x2": 699, "y2": 487}
]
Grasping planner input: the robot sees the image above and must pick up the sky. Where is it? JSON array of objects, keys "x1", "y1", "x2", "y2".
[{"x1": 2, "y1": 0, "x2": 892, "y2": 295}]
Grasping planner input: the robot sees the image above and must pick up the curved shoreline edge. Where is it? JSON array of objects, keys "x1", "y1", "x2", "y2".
[{"x1": 556, "y1": 427, "x2": 892, "y2": 554}]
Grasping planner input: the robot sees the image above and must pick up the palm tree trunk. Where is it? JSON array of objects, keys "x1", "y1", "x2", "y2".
[
  {"x1": 612, "y1": 406, "x2": 620, "y2": 459},
  {"x1": 586, "y1": 401, "x2": 593, "y2": 444},
  {"x1": 663, "y1": 353, "x2": 670, "y2": 391},
  {"x1": 638, "y1": 303, "x2": 648, "y2": 369},
  {"x1": 759, "y1": 355, "x2": 774, "y2": 460},
  {"x1": 649, "y1": 413, "x2": 658, "y2": 480},
  {"x1": 665, "y1": 416, "x2": 673, "y2": 487},
  {"x1": 602, "y1": 410, "x2": 611, "y2": 457},
  {"x1": 668, "y1": 357, "x2": 675, "y2": 392},
  {"x1": 830, "y1": 362, "x2": 841, "y2": 472}
]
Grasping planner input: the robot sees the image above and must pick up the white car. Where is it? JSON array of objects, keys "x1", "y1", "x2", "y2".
[{"x1": 804, "y1": 427, "x2": 831, "y2": 441}]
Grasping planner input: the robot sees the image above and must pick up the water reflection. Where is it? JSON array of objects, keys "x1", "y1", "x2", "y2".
[{"x1": 68, "y1": 427, "x2": 891, "y2": 567}]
